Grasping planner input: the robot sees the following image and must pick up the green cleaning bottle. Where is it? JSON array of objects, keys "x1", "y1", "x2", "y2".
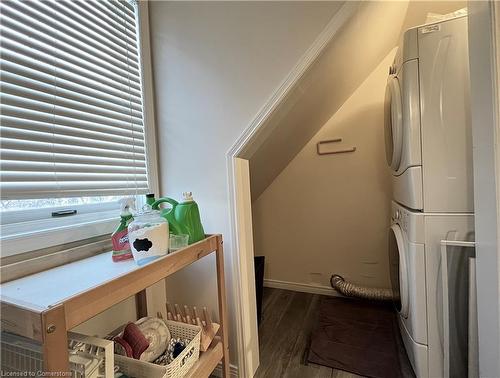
[
  {"x1": 152, "y1": 192, "x2": 205, "y2": 244},
  {"x1": 111, "y1": 197, "x2": 135, "y2": 262},
  {"x1": 176, "y1": 192, "x2": 205, "y2": 244}
]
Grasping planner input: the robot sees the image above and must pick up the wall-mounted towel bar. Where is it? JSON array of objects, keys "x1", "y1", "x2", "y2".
[{"x1": 316, "y1": 138, "x2": 356, "y2": 155}]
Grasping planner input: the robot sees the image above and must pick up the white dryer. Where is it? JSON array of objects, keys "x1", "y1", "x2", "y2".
[
  {"x1": 385, "y1": 16, "x2": 473, "y2": 213},
  {"x1": 389, "y1": 201, "x2": 474, "y2": 378}
]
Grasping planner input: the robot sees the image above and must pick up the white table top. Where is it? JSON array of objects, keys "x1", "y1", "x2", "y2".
[{"x1": 1, "y1": 252, "x2": 140, "y2": 312}]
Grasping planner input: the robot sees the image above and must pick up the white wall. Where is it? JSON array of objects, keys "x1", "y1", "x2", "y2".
[
  {"x1": 253, "y1": 49, "x2": 396, "y2": 290},
  {"x1": 148, "y1": 2, "x2": 342, "y2": 373}
]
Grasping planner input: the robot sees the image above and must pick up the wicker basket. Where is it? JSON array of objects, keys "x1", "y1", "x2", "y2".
[{"x1": 115, "y1": 320, "x2": 201, "y2": 378}]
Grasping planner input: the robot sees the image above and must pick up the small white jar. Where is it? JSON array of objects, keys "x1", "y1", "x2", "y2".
[{"x1": 128, "y1": 207, "x2": 169, "y2": 265}]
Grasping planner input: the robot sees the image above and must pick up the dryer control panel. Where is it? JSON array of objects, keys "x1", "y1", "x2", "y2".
[{"x1": 391, "y1": 201, "x2": 425, "y2": 244}]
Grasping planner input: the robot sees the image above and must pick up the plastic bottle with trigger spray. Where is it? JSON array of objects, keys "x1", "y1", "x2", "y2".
[{"x1": 111, "y1": 197, "x2": 136, "y2": 262}]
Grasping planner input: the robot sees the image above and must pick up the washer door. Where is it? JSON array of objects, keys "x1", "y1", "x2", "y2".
[
  {"x1": 384, "y1": 75, "x2": 403, "y2": 171},
  {"x1": 388, "y1": 224, "x2": 409, "y2": 318}
]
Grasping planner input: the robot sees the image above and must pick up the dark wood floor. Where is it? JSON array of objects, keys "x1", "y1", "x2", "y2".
[{"x1": 254, "y1": 288, "x2": 364, "y2": 378}]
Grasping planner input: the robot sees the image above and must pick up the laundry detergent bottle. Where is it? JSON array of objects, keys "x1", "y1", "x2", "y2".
[
  {"x1": 152, "y1": 192, "x2": 205, "y2": 244},
  {"x1": 111, "y1": 197, "x2": 135, "y2": 262}
]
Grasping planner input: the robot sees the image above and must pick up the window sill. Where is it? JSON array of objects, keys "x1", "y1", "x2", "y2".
[{"x1": 0, "y1": 211, "x2": 117, "y2": 258}]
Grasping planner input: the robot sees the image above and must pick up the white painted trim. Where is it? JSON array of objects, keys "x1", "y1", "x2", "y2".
[
  {"x1": 211, "y1": 362, "x2": 239, "y2": 378},
  {"x1": 230, "y1": 158, "x2": 259, "y2": 375},
  {"x1": 0, "y1": 238, "x2": 111, "y2": 283},
  {"x1": 225, "y1": 3, "x2": 357, "y2": 377},
  {"x1": 225, "y1": 155, "x2": 252, "y2": 377},
  {"x1": 1, "y1": 201, "x2": 119, "y2": 225},
  {"x1": 137, "y1": 1, "x2": 160, "y2": 196},
  {"x1": 0, "y1": 214, "x2": 116, "y2": 257},
  {"x1": 264, "y1": 278, "x2": 342, "y2": 298}
]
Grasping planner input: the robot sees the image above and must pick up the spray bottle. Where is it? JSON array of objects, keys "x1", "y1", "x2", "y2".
[{"x1": 112, "y1": 197, "x2": 136, "y2": 262}]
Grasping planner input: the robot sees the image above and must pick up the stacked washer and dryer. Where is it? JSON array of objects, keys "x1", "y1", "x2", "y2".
[{"x1": 385, "y1": 15, "x2": 475, "y2": 378}]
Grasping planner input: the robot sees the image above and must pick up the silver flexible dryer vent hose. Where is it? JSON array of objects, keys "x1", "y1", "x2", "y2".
[{"x1": 330, "y1": 274, "x2": 393, "y2": 301}]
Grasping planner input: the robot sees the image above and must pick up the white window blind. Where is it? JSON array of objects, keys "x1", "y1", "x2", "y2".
[{"x1": 0, "y1": 0, "x2": 149, "y2": 200}]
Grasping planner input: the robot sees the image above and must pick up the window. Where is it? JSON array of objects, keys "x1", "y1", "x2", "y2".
[{"x1": 0, "y1": 0, "x2": 157, "y2": 256}]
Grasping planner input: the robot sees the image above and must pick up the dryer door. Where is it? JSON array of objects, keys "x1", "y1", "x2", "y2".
[
  {"x1": 388, "y1": 224, "x2": 409, "y2": 318},
  {"x1": 384, "y1": 75, "x2": 403, "y2": 172}
]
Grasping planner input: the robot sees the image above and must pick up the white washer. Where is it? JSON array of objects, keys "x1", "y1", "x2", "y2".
[
  {"x1": 389, "y1": 201, "x2": 474, "y2": 378},
  {"x1": 384, "y1": 16, "x2": 473, "y2": 213}
]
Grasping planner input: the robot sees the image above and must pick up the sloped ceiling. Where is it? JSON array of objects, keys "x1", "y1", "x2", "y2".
[{"x1": 243, "y1": 1, "x2": 411, "y2": 201}]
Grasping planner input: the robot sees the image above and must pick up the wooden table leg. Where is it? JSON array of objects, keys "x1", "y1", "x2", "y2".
[
  {"x1": 216, "y1": 235, "x2": 230, "y2": 378},
  {"x1": 41, "y1": 305, "x2": 69, "y2": 374},
  {"x1": 135, "y1": 290, "x2": 148, "y2": 319}
]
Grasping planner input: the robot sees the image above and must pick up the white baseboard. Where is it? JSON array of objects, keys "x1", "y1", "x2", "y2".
[
  {"x1": 263, "y1": 278, "x2": 342, "y2": 297},
  {"x1": 211, "y1": 362, "x2": 239, "y2": 377}
]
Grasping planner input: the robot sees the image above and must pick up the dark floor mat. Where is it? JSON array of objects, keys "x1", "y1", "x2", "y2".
[{"x1": 307, "y1": 297, "x2": 415, "y2": 378}]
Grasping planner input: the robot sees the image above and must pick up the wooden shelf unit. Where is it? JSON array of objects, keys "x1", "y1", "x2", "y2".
[{"x1": 0, "y1": 234, "x2": 230, "y2": 378}]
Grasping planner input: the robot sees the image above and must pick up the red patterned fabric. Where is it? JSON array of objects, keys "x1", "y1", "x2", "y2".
[{"x1": 115, "y1": 322, "x2": 150, "y2": 359}]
